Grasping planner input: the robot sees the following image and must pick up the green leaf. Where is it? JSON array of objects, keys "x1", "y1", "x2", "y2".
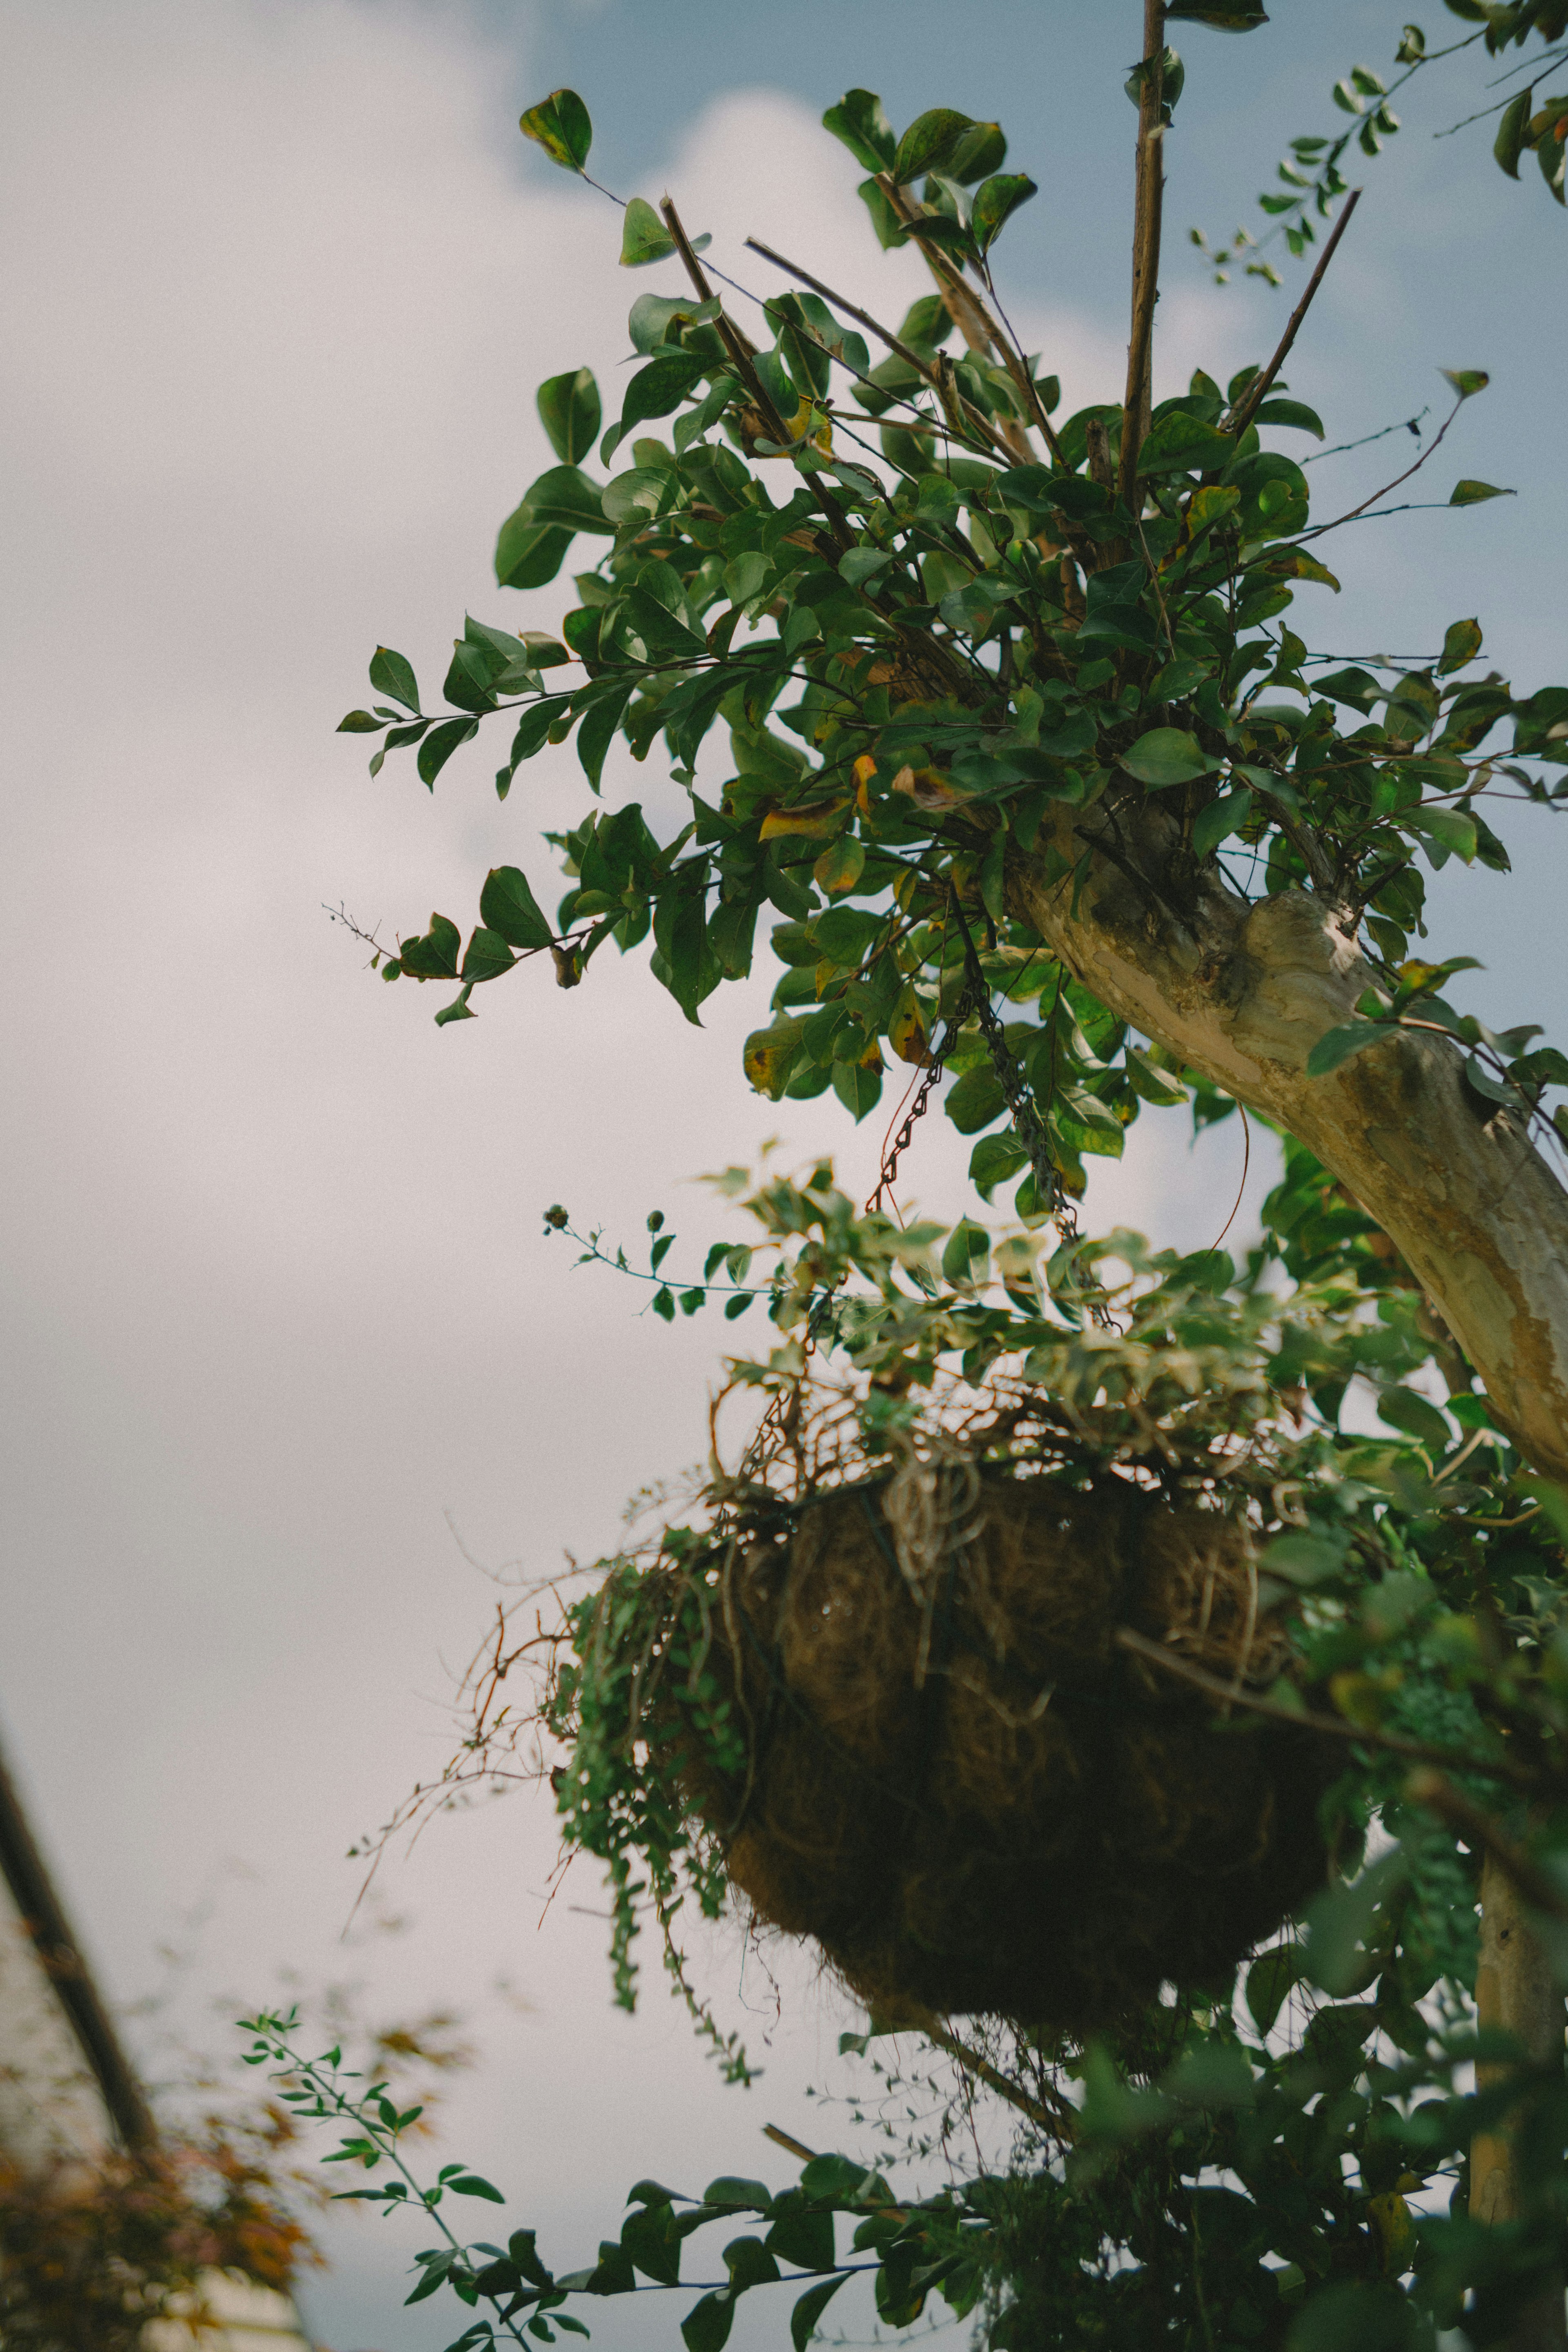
[
  {"x1": 615, "y1": 585, "x2": 707, "y2": 664},
  {"x1": 971, "y1": 172, "x2": 1037, "y2": 256},
  {"x1": 621, "y1": 2202, "x2": 683, "y2": 2286},
  {"x1": 1125, "y1": 1047, "x2": 1187, "y2": 1106},
  {"x1": 764, "y1": 2203, "x2": 835, "y2": 2273},
  {"x1": 417, "y1": 716, "x2": 479, "y2": 788},
  {"x1": 537, "y1": 369, "x2": 602, "y2": 465},
  {"x1": 480, "y1": 866, "x2": 555, "y2": 952},
  {"x1": 838, "y1": 547, "x2": 893, "y2": 588},
  {"x1": 1191, "y1": 787, "x2": 1253, "y2": 857},
  {"x1": 790, "y1": 2275, "x2": 847, "y2": 2352},
  {"x1": 941, "y1": 1219, "x2": 991, "y2": 1285},
  {"x1": 602, "y1": 467, "x2": 679, "y2": 528},
  {"x1": 519, "y1": 466, "x2": 616, "y2": 537},
  {"x1": 398, "y1": 914, "x2": 461, "y2": 980},
  {"x1": 1137, "y1": 411, "x2": 1236, "y2": 475},
  {"x1": 604, "y1": 354, "x2": 708, "y2": 461},
  {"x1": 495, "y1": 512, "x2": 573, "y2": 591},
  {"x1": 628, "y1": 292, "x2": 720, "y2": 355},
  {"x1": 1406, "y1": 805, "x2": 1476, "y2": 862},
  {"x1": 833, "y1": 1056, "x2": 884, "y2": 1120},
  {"x1": 1449, "y1": 478, "x2": 1514, "y2": 505},
  {"x1": 519, "y1": 87, "x2": 592, "y2": 172},
  {"x1": 1245, "y1": 1942, "x2": 1304, "y2": 2038},
  {"x1": 368, "y1": 646, "x2": 421, "y2": 713},
  {"x1": 620, "y1": 196, "x2": 711, "y2": 269},
  {"x1": 1165, "y1": 0, "x2": 1269, "y2": 22},
  {"x1": 446, "y1": 2173, "x2": 506, "y2": 2202},
  {"x1": 944, "y1": 1065, "x2": 1007, "y2": 1135},
  {"x1": 337, "y1": 710, "x2": 385, "y2": 733},
  {"x1": 1494, "y1": 85, "x2": 1534, "y2": 178},
  {"x1": 1252, "y1": 396, "x2": 1325, "y2": 437},
  {"x1": 821, "y1": 88, "x2": 895, "y2": 174},
  {"x1": 1440, "y1": 368, "x2": 1490, "y2": 400},
  {"x1": 891, "y1": 108, "x2": 975, "y2": 186},
  {"x1": 577, "y1": 684, "x2": 634, "y2": 793},
  {"x1": 681, "y1": 2290, "x2": 736, "y2": 2352},
  {"x1": 1305, "y1": 1021, "x2": 1388, "y2": 1077},
  {"x1": 946, "y1": 121, "x2": 1008, "y2": 184},
  {"x1": 1120, "y1": 727, "x2": 1211, "y2": 787},
  {"x1": 1260, "y1": 1532, "x2": 1346, "y2": 1587},
  {"x1": 1436, "y1": 616, "x2": 1483, "y2": 674},
  {"x1": 1376, "y1": 1386, "x2": 1452, "y2": 1448},
  {"x1": 702, "y1": 2179, "x2": 774, "y2": 2214},
  {"x1": 724, "y1": 2238, "x2": 781, "y2": 2292},
  {"x1": 857, "y1": 178, "x2": 908, "y2": 252},
  {"x1": 460, "y1": 927, "x2": 516, "y2": 982},
  {"x1": 1036, "y1": 706, "x2": 1098, "y2": 759},
  {"x1": 969, "y1": 1132, "x2": 1030, "y2": 1202},
  {"x1": 797, "y1": 2156, "x2": 868, "y2": 2200}
]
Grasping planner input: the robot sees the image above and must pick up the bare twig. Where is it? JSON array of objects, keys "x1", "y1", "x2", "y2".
[
  {"x1": 744, "y1": 237, "x2": 1015, "y2": 466},
  {"x1": 873, "y1": 175, "x2": 1036, "y2": 463},
  {"x1": 918, "y1": 2014, "x2": 1076, "y2": 2140},
  {"x1": 1118, "y1": 0, "x2": 1167, "y2": 511},
  {"x1": 660, "y1": 196, "x2": 853, "y2": 553},
  {"x1": 1224, "y1": 189, "x2": 1363, "y2": 443},
  {"x1": 1295, "y1": 387, "x2": 1468, "y2": 547},
  {"x1": 1112, "y1": 1625, "x2": 1541, "y2": 1789}
]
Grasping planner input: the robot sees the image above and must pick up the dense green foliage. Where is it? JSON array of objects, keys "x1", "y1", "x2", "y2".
[{"x1": 340, "y1": 65, "x2": 1566, "y2": 1249}]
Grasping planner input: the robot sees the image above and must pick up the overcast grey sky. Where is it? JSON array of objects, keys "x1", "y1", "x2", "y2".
[{"x1": 2, "y1": 3, "x2": 1564, "y2": 2344}]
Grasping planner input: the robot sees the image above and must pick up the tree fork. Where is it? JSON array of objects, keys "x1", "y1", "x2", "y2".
[{"x1": 1007, "y1": 801, "x2": 1568, "y2": 1483}]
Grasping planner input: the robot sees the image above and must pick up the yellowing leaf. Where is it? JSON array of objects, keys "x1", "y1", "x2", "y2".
[
  {"x1": 888, "y1": 986, "x2": 933, "y2": 1067},
  {"x1": 742, "y1": 1018, "x2": 807, "y2": 1100},
  {"x1": 814, "y1": 835, "x2": 866, "y2": 895},
  {"x1": 891, "y1": 764, "x2": 967, "y2": 810},
  {"x1": 759, "y1": 799, "x2": 851, "y2": 840}
]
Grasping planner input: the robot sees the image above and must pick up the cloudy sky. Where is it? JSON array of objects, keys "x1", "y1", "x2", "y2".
[{"x1": 2, "y1": 2, "x2": 1565, "y2": 2343}]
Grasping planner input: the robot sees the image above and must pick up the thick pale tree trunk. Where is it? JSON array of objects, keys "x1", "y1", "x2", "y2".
[
  {"x1": 1472, "y1": 1853, "x2": 1566, "y2": 2350},
  {"x1": 1007, "y1": 797, "x2": 1568, "y2": 1481}
]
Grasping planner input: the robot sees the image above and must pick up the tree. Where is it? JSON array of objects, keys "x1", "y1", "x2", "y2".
[{"x1": 306, "y1": 5, "x2": 1568, "y2": 2346}]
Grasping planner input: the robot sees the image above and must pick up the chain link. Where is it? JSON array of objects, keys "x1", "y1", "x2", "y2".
[{"x1": 871, "y1": 895, "x2": 1118, "y2": 1333}]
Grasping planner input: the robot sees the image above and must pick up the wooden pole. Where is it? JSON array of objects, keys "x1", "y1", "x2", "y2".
[{"x1": 1472, "y1": 1850, "x2": 1566, "y2": 2351}]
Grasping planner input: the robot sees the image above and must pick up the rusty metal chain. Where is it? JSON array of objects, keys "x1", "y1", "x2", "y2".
[{"x1": 872, "y1": 895, "x2": 1118, "y2": 1332}]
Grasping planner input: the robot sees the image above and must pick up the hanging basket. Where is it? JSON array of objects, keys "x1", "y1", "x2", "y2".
[{"x1": 569, "y1": 1395, "x2": 1335, "y2": 2032}]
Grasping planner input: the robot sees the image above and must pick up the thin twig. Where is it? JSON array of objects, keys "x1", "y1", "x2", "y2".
[
  {"x1": 1112, "y1": 1625, "x2": 1541, "y2": 1789},
  {"x1": 660, "y1": 197, "x2": 853, "y2": 554},
  {"x1": 873, "y1": 176, "x2": 1036, "y2": 464},
  {"x1": 744, "y1": 237, "x2": 1015, "y2": 466},
  {"x1": 918, "y1": 2015, "x2": 1076, "y2": 2140},
  {"x1": 1294, "y1": 389, "x2": 1468, "y2": 547},
  {"x1": 1118, "y1": 0, "x2": 1167, "y2": 512},
  {"x1": 1224, "y1": 189, "x2": 1362, "y2": 443}
]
